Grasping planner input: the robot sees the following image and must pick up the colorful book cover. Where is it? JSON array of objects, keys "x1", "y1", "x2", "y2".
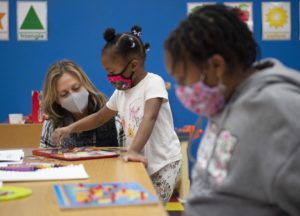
[{"x1": 53, "y1": 182, "x2": 159, "y2": 208}]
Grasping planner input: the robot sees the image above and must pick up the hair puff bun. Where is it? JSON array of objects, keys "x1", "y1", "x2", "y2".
[
  {"x1": 131, "y1": 25, "x2": 142, "y2": 37},
  {"x1": 103, "y1": 28, "x2": 116, "y2": 42}
]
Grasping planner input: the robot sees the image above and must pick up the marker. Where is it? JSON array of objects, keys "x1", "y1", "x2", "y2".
[{"x1": 0, "y1": 166, "x2": 37, "y2": 172}]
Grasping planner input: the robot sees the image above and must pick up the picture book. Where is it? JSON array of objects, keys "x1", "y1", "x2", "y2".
[
  {"x1": 32, "y1": 147, "x2": 119, "y2": 161},
  {"x1": 53, "y1": 182, "x2": 159, "y2": 209}
]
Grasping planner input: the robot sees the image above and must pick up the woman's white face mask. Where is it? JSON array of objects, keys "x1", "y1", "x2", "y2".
[{"x1": 60, "y1": 88, "x2": 89, "y2": 113}]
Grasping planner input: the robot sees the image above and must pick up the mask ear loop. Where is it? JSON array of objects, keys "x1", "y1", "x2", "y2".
[
  {"x1": 187, "y1": 115, "x2": 204, "y2": 163},
  {"x1": 217, "y1": 74, "x2": 226, "y2": 94},
  {"x1": 212, "y1": 61, "x2": 226, "y2": 93},
  {"x1": 201, "y1": 71, "x2": 207, "y2": 82},
  {"x1": 203, "y1": 68, "x2": 226, "y2": 93},
  {"x1": 122, "y1": 60, "x2": 135, "y2": 80}
]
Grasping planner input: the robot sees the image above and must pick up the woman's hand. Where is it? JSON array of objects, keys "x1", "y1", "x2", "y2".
[
  {"x1": 122, "y1": 150, "x2": 148, "y2": 167},
  {"x1": 52, "y1": 126, "x2": 72, "y2": 146}
]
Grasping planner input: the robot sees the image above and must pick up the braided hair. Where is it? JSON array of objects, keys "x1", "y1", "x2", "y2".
[
  {"x1": 101, "y1": 25, "x2": 150, "y2": 61},
  {"x1": 164, "y1": 5, "x2": 269, "y2": 73}
]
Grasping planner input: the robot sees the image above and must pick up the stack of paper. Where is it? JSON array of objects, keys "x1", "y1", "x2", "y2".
[
  {"x1": 0, "y1": 150, "x2": 24, "y2": 162},
  {"x1": 0, "y1": 164, "x2": 89, "y2": 182}
]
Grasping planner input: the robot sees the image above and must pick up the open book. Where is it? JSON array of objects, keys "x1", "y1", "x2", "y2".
[{"x1": 0, "y1": 164, "x2": 89, "y2": 182}]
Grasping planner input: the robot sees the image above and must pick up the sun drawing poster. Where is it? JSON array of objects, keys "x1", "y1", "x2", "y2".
[{"x1": 262, "y1": 2, "x2": 291, "y2": 40}]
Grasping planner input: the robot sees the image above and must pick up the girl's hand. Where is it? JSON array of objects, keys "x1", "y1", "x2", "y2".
[
  {"x1": 52, "y1": 126, "x2": 72, "y2": 146},
  {"x1": 122, "y1": 150, "x2": 148, "y2": 167}
]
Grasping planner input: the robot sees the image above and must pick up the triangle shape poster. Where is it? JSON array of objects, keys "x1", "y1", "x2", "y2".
[
  {"x1": 21, "y1": 6, "x2": 44, "y2": 30},
  {"x1": 17, "y1": 1, "x2": 47, "y2": 41}
]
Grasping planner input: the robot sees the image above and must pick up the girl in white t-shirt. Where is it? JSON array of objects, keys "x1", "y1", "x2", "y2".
[{"x1": 52, "y1": 25, "x2": 182, "y2": 203}]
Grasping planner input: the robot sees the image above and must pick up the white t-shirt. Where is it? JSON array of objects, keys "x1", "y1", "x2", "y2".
[{"x1": 106, "y1": 73, "x2": 182, "y2": 175}]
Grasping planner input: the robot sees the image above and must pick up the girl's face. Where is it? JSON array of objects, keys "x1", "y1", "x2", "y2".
[
  {"x1": 101, "y1": 53, "x2": 136, "y2": 77},
  {"x1": 101, "y1": 52, "x2": 143, "y2": 90},
  {"x1": 56, "y1": 72, "x2": 84, "y2": 101},
  {"x1": 164, "y1": 51, "x2": 226, "y2": 87},
  {"x1": 165, "y1": 52, "x2": 228, "y2": 116},
  {"x1": 165, "y1": 51, "x2": 246, "y2": 103},
  {"x1": 164, "y1": 52, "x2": 202, "y2": 86}
]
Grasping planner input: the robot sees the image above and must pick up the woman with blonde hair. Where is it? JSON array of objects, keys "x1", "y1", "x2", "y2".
[{"x1": 40, "y1": 59, "x2": 123, "y2": 148}]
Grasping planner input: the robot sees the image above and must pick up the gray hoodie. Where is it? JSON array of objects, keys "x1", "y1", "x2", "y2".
[{"x1": 186, "y1": 59, "x2": 300, "y2": 216}]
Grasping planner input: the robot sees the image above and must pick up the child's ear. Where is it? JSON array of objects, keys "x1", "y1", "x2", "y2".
[
  {"x1": 131, "y1": 59, "x2": 139, "y2": 71},
  {"x1": 209, "y1": 54, "x2": 226, "y2": 80}
]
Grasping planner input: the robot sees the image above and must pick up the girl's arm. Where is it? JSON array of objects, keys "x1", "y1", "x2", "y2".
[
  {"x1": 52, "y1": 105, "x2": 117, "y2": 145},
  {"x1": 123, "y1": 97, "x2": 162, "y2": 164}
]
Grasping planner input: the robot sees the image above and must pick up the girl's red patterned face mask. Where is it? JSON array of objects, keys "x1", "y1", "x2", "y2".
[{"x1": 107, "y1": 60, "x2": 134, "y2": 90}]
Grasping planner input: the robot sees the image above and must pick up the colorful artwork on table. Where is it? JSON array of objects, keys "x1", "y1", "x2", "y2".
[{"x1": 53, "y1": 182, "x2": 159, "y2": 208}]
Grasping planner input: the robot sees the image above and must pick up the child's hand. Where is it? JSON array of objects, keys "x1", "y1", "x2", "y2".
[
  {"x1": 122, "y1": 150, "x2": 148, "y2": 167},
  {"x1": 52, "y1": 126, "x2": 72, "y2": 147}
]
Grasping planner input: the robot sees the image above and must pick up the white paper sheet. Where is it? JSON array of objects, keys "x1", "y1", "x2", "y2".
[{"x1": 0, "y1": 164, "x2": 89, "y2": 182}]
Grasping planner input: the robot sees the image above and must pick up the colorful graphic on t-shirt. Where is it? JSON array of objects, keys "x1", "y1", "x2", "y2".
[
  {"x1": 127, "y1": 127, "x2": 134, "y2": 138},
  {"x1": 208, "y1": 130, "x2": 237, "y2": 183},
  {"x1": 198, "y1": 124, "x2": 237, "y2": 183},
  {"x1": 126, "y1": 98, "x2": 143, "y2": 139}
]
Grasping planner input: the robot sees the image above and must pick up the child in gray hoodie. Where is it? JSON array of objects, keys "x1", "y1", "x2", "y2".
[{"x1": 164, "y1": 4, "x2": 300, "y2": 216}]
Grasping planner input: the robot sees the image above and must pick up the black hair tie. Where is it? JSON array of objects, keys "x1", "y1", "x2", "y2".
[
  {"x1": 144, "y1": 43, "x2": 150, "y2": 52},
  {"x1": 125, "y1": 37, "x2": 136, "y2": 48}
]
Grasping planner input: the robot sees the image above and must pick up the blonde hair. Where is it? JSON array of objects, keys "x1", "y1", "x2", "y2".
[{"x1": 42, "y1": 59, "x2": 107, "y2": 127}]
